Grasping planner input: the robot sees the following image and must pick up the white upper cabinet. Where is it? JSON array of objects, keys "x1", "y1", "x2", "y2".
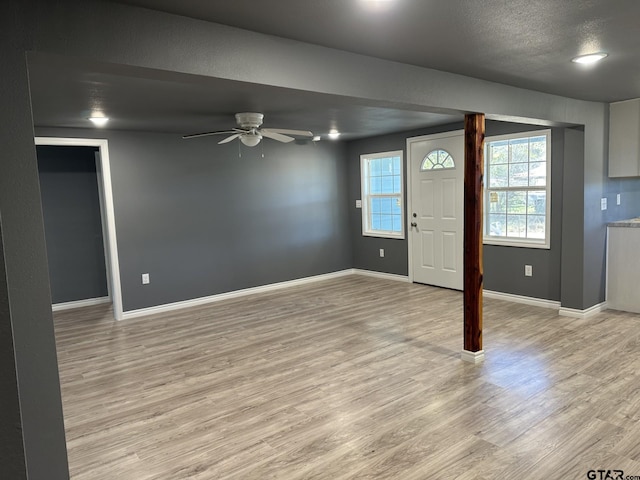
[{"x1": 609, "y1": 98, "x2": 640, "y2": 177}]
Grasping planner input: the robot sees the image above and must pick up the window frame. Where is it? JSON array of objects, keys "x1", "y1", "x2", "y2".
[
  {"x1": 360, "y1": 150, "x2": 405, "y2": 239},
  {"x1": 483, "y1": 129, "x2": 551, "y2": 249}
]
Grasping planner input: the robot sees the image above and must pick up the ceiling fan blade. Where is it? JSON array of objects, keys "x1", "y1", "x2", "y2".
[
  {"x1": 218, "y1": 133, "x2": 243, "y2": 144},
  {"x1": 182, "y1": 129, "x2": 239, "y2": 139},
  {"x1": 260, "y1": 130, "x2": 295, "y2": 143},
  {"x1": 262, "y1": 128, "x2": 314, "y2": 137}
]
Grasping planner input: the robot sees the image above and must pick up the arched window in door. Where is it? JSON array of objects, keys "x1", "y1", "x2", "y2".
[{"x1": 421, "y1": 149, "x2": 455, "y2": 170}]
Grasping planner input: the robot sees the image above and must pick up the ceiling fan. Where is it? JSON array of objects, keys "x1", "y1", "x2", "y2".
[{"x1": 182, "y1": 112, "x2": 314, "y2": 147}]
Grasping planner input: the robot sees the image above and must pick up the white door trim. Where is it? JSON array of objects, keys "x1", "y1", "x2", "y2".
[
  {"x1": 35, "y1": 137, "x2": 124, "y2": 321},
  {"x1": 406, "y1": 130, "x2": 464, "y2": 284}
]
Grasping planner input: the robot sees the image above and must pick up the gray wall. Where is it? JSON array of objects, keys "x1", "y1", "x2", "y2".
[
  {"x1": 561, "y1": 128, "x2": 586, "y2": 309},
  {"x1": 37, "y1": 128, "x2": 351, "y2": 312},
  {"x1": 347, "y1": 121, "x2": 567, "y2": 301},
  {"x1": 0, "y1": 0, "x2": 619, "y2": 476},
  {"x1": 0, "y1": 219, "x2": 28, "y2": 479},
  {"x1": 605, "y1": 177, "x2": 640, "y2": 221},
  {"x1": 37, "y1": 146, "x2": 108, "y2": 304},
  {"x1": 1, "y1": 2, "x2": 70, "y2": 479}
]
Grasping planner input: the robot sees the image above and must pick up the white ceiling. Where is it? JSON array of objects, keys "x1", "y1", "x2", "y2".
[{"x1": 29, "y1": 0, "x2": 640, "y2": 137}]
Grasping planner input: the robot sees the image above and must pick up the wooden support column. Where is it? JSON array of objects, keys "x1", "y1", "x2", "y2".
[{"x1": 462, "y1": 113, "x2": 485, "y2": 364}]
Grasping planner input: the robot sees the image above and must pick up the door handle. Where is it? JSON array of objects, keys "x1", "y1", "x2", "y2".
[{"x1": 410, "y1": 222, "x2": 417, "y2": 227}]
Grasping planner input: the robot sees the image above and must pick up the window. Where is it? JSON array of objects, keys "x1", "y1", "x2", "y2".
[
  {"x1": 361, "y1": 151, "x2": 404, "y2": 239},
  {"x1": 421, "y1": 149, "x2": 455, "y2": 170},
  {"x1": 484, "y1": 130, "x2": 551, "y2": 248}
]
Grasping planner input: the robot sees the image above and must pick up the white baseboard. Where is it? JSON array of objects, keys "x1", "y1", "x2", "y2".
[
  {"x1": 559, "y1": 302, "x2": 608, "y2": 318},
  {"x1": 351, "y1": 269, "x2": 410, "y2": 283},
  {"x1": 461, "y1": 349, "x2": 485, "y2": 364},
  {"x1": 120, "y1": 269, "x2": 603, "y2": 322},
  {"x1": 52, "y1": 296, "x2": 111, "y2": 312},
  {"x1": 122, "y1": 270, "x2": 353, "y2": 320},
  {"x1": 483, "y1": 290, "x2": 560, "y2": 310}
]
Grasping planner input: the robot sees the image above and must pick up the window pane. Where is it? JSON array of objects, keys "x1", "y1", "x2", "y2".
[
  {"x1": 489, "y1": 142, "x2": 508, "y2": 165},
  {"x1": 529, "y1": 162, "x2": 547, "y2": 186},
  {"x1": 392, "y1": 157, "x2": 401, "y2": 175},
  {"x1": 530, "y1": 137, "x2": 546, "y2": 163},
  {"x1": 527, "y1": 215, "x2": 546, "y2": 239},
  {"x1": 380, "y1": 214, "x2": 393, "y2": 231},
  {"x1": 527, "y1": 191, "x2": 546, "y2": 214},
  {"x1": 421, "y1": 158, "x2": 435, "y2": 170},
  {"x1": 370, "y1": 158, "x2": 381, "y2": 176},
  {"x1": 381, "y1": 157, "x2": 393, "y2": 175},
  {"x1": 381, "y1": 175, "x2": 394, "y2": 193},
  {"x1": 370, "y1": 175, "x2": 382, "y2": 194},
  {"x1": 372, "y1": 214, "x2": 381, "y2": 230},
  {"x1": 392, "y1": 214, "x2": 402, "y2": 232},
  {"x1": 380, "y1": 197, "x2": 392, "y2": 214},
  {"x1": 392, "y1": 197, "x2": 402, "y2": 215},
  {"x1": 507, "y1": 191, "x2": 526, "y2": 214},
  {"x1": 489, "y1": 164, "x2": 508, "y2": 187},
  {"x1": 488, "y1": 214, "x2": 506, "y2": 236},
  {"x1": 510, "y1": 138, "x2": 529, "y2": 163},
  {"x1": 509, "y1": 163, "x2": 529, "y2": 187},
  {"x1": 371, "y1": 197, "x2": 381, "y2": 214},
  {"x1": 488, "y1": 190, "x2": 506, "y2": 214},
  {"x1": 506, "y1": 214, "x2": 527, "y2": 237},
  {"x1": 393, "y1": 176, "x2": 401, "y2": 193}
]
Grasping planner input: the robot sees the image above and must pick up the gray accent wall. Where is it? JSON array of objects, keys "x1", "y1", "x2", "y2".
[
  {"x1": 37, "y1": 145, "x2": 108, "y2": 304},
  {"x1": 37, "y1": 128, "x2": 351, "y2": 312}
]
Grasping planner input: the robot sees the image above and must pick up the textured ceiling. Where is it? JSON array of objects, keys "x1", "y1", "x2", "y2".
[
  {"x1": 28, "y1": 56, "x2": 461, "y2": 138},
  {"x1": 109, "y1": 0, "x2": 640, "y2": 103},
  {"x1": 29, "y1": 0, "x2": 640, "y2": 137}
]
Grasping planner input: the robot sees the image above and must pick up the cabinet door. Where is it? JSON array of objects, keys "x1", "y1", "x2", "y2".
[{"x1": 609, "y1": 99, "x2": 640, "y2": 178}]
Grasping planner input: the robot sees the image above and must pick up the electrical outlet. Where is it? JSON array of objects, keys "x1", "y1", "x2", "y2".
[
  {"x1": 355, "y1": 199, "x2": 362, "y2": 208},
  {"x1": 524, "y1": 265, "x2": 532, "y2": 277},
  {"x1": 601, "y1": 198, "x2": 607, "y2": 210},
  {"x1": 379, "y1": 249, "x2": 385, "y2": 258},
  {"x1": 617, "y1": 193, "x2": 621, "y2": 205},
  {"x1": 142, "y1": 273, "x2": 150, "y2": 285}
]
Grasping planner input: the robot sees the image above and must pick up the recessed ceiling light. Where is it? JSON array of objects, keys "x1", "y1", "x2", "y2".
[
  {"x1": 361, "y1": 0, "x2": 395, "y2": 10},
  {"x1": 89, "y1": 116, "x2": 109, "y2": 127},
  {"x1": 328, "y1": 129, "x2": 341, "y2": 140},
  {"x1": 571, "y1": 52, "x2": 608, "y2": 65}
]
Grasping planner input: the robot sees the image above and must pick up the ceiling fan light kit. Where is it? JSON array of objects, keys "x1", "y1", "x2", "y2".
[
  {"x1": 240, "y1": 133, "x2": 262, "y2": 147},
  {"x1": 183, "y1": 112, "x2": 314, "y2": 147}
]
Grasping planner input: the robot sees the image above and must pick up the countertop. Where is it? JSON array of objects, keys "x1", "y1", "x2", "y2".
[{"x1": 608, "y1": 217, "x2": 640, "y2": 228}]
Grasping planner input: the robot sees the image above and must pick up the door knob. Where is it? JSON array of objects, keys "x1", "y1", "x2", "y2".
[{"x1": 411, "y1": 222, "x2": 417, "y2": 227}]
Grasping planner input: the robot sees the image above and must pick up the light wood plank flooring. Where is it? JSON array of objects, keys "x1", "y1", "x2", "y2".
[{"x1": 53, "y1": 276, "x2": 640, "y2": 479}]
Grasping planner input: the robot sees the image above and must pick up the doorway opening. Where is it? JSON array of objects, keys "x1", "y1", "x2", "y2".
[{"x1": 35, "y1": 137, "x2": 123, "y2": 320}]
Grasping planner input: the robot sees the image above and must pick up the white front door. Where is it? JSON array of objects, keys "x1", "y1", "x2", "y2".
[{"x1": 408, "y1": 131, "x2": 464, "y2": 290}]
